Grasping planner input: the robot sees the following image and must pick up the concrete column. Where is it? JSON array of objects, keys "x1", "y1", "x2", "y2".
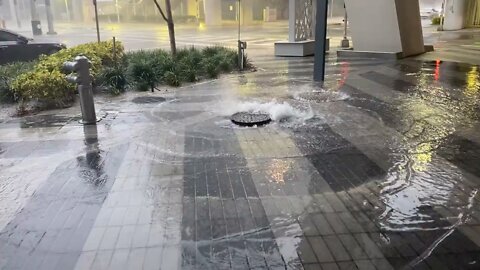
[
  {"x1": 9, "y1": 0, "x2": 21, "y2": 28},
  {"x1": 240, "y1": 0, "x2": 254, "y2": 25},
  {"x1": 288, "y1": 0, "x2": 295, "y2": 42},
  {"x1": 275, "y1": 0, "x2": 325, "y2": 56},
  {"x1": 203, "y1": 0, "x2": 221, "y2": 25},
  {"x1": 342, "y1": 0, "x2": 426, "y2": 58},
  {"x1": 443, "y1": 0, "x2": 466, "y2": 30}
]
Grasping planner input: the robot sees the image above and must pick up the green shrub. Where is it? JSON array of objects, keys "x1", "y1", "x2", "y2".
[
  {"x1": 12, "y1": 40, "x2": 124, "y2": 105},
  {"x1": 432, "y1": 16, "x2": 442, "y2": 25},
  {"x1": 164, "y1": 71, "x2": 180, "y2": 87},
  {"x1": 0, "y1": 61, "x2": 36, "y2": 103},
  {"x1": 13, "y1": 69, "x2": 73, "y2": 106},
  {"x1": 203, "y1": 60, "x2": 220, "y2": 79},
  {"x1": 126, "y1": 50, "x2": 164, "y2": 91},
  {"x1": 99, "y1": 65, "x2": 127, "y2": 95}
]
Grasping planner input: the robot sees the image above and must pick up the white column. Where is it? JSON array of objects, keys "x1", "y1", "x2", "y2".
[
  {"x1": 288, "y1": 0, "x2": 296, "y2": 42},
  {"x1": 8, "y1": 0, "x2": 20, "y2": 28},
  {"x1": 443, "y1": 0, "x2": 466, "y2": 30},
  {"x1": 204, "y1": 0, "x2": 221, "y2": 26},
  {"x1": 343, "y1": 0, "x2": 425, "y2": 57}
]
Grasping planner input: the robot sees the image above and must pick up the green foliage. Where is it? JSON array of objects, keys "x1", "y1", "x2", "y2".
[
  {"x1": 12, "y1": 40, "x2": 124, "y2": 105},
  {"x1": 0, "y1": 61, "x2": 36, "y2": 103},
  {"x1": 99, "y1": 65, "x2": 127, "y2": 95},
  {"x1": 432, "y1": 16, "x2": 442, "y2": 25},
  {"x1": 4, "y1": 41, "x2": 248, "y2": 108},
  {"x1": 164, "y1": 71, "x2": 180, "y2": 87},
  {"x1": 126, "y1": 50, "x2": 163, "y2": 91},
  {"x1": 125, "y1": 46, "x2": 243, "y2": 90}
]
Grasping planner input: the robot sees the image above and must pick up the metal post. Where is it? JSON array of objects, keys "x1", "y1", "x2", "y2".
[
  {"x1": 93, "y1": 0, "x2": 101, "y2": 43},
  {"x1": 341, "y1": 4, "x2": 349, "y2": 48},
  {"x1": 63, "y1": 56, "x2": 97, "y2": 125},
  {"x1": 113, "y1": 36, "x2": 117, "y2": 66},
  {"x1": 45, "y1": 0, "x2": 56, "y2": 35},
  {"x1": 237, "y1": 0, "x2": 244, "y2": 70},
  {"x1": 313, "y1": 0, "x2": 328, "y2": 82}
]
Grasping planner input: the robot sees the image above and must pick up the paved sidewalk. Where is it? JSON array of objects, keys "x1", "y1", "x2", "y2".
[{"x1": 2, "y1": 25, "x2": 480, "y2": 270}]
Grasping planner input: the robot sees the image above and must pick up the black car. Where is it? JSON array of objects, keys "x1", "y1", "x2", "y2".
[{"x1": 0, "y1": 29, "x2": 66, "y2": 65}]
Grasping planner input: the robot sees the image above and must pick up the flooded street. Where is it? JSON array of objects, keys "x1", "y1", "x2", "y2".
[{"x1": 2, "y1": 44, "x2": 480, "y2": 269}]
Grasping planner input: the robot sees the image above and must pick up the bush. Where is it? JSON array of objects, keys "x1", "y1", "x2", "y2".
[
  {"x1": 12, "y1": 40, "x2": 124, "y2": 105},
  {"x1": 432, "y1": 16, "x2": 442, "y2": 25},
  {"x1": 126, "y1": 50, "x2": 164, "y2": 91},
  {"x1": 164, "y1": 71, "x2": 180, "y2": 87},
  {"x1": 99, "y1": 65, "x2": 127, "y2": 95},
  {"x1": 0, "y1": 62, "x2": 36, "y2": 103}
]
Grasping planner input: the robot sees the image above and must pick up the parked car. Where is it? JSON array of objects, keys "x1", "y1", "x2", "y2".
[{"x1": 0, "y1": 29, "x2": 66, "y2": 65}]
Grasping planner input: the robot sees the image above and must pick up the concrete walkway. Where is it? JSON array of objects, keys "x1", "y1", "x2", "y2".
[{"x1": 1, "y1": 25, "x2": 480, "y2": 270}]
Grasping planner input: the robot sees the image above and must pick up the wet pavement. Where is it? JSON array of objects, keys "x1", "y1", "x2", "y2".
[{"x1": 2, "y1": 37, "x2": 480, "y2": 270}]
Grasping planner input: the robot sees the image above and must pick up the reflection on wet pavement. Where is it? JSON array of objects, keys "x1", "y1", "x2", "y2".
[{"x1": 1, "y1": 54, "x2": 480, "y2": 270}]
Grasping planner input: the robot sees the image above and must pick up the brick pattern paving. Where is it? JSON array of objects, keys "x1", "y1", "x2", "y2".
[{"x1": 1, "y1": 56, "x2": 480, "y2": 270}]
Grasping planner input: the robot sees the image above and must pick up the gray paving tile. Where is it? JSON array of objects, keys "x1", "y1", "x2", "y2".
[
  {"x1": 308, "y1": 236, "x2": 335, "y2": 263},
  {"x1": 108, "y1": 249, "x2": 129, "y2": 270},
  {"x1": 323, "y1": 235, "x2": 352, "y2": 262}
]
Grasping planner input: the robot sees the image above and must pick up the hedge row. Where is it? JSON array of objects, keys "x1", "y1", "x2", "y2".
[{"x1": 0, "y1": 41, "x2": 247, "y2": 109}]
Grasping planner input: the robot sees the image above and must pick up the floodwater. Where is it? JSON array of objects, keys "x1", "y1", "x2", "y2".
[{"x1": 1, "y1": 56, "x2": 480, "y2": 269}]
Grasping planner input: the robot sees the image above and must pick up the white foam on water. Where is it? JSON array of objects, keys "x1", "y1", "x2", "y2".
[{"x1": 219, "y1": 100, "x2": 314, "y2": 122}]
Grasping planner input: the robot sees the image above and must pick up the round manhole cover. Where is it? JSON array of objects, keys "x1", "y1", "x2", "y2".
[
  {"x1": 231, "y1": 112, "x2": 271, "y2": 127},
  {"x1": 297, "y1": 92, "x2": 347, "y2": 102},
  {"x1": 132, "y1": 96, "x2": 166, "y2": 104}
]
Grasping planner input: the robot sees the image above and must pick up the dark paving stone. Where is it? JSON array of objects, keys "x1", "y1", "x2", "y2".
[
  {"x1": 0, "y1": 142, "x2": 128, "y2": 270},
  {"x1": 180, "y1": 123, "x2": 282, "y2": 269},
  {"x1": 292, "y1": 125, "x2": 386, "y2": 192},
  {"x1": 437, "y1": 135, "x2": 480, "y2": 179},
  {"x1": 359, "y1": 70, "x2": 415, "y2": 93}
]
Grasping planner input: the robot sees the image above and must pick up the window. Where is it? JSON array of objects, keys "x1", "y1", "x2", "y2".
[{"x1": 0, "y1": 31, "x2": 17, "y2": 42}]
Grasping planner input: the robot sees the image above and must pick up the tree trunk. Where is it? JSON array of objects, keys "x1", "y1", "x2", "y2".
[
  {"x1": 165, "y1": 0, "x2": 177, "y2": 55},
  {"x1": 153, "y1": 0, "x2": 177, "y2": 55}
]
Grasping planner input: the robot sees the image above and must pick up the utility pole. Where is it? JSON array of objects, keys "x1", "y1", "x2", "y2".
[{"x1": 45, "y1": 0, "x2": 56, "y2": 34}]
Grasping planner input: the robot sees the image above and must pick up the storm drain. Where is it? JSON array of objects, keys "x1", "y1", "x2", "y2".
[
  {"x1": 231, "y1": 112, "x2": 272, "y2": 127},
  {"x1": 132, "y1": 96, "x2": 166, "y2": 104}
]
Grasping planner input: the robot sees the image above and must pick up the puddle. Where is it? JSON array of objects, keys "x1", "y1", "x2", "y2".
[
  {"x1": 20, "y1": 115, "x2": 81, "y2": 128},
  {"x1": 131, "y1": 96, "x2": 166, "y2": 104},
  {"x1": 294, "y1": 90, "x2": 350, "y2": 103}
]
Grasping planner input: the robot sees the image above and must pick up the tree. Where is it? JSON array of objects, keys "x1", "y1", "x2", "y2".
[{"x1": 153, "y1": 0, "x2": 177, "y2": 55}]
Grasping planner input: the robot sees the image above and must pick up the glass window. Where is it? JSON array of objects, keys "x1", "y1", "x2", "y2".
[{"x1": 0, "y1": 31, "x2": 17, "y2": 42}]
